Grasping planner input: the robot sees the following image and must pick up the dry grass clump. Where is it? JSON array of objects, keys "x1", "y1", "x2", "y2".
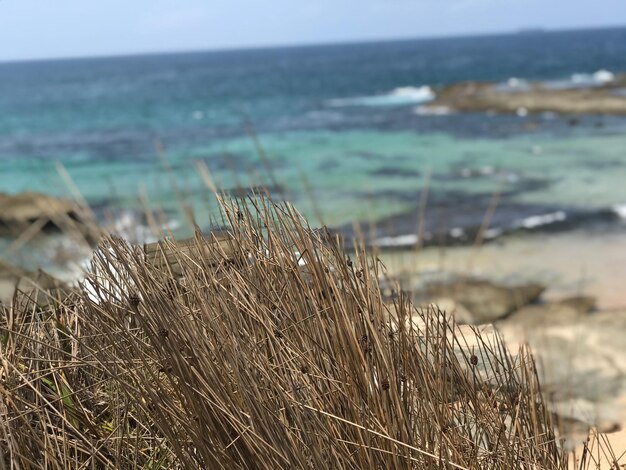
[{"x1": 0, "y1": 197, "x2": 617, "y2": 469}]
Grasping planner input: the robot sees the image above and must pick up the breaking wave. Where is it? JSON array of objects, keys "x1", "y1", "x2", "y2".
[
  {"x1": 326, "y1": 86, "x2": 435, "y2": 108},
  {"x1": 543, "y1": 69, "x2": 615, "y2": 90}
]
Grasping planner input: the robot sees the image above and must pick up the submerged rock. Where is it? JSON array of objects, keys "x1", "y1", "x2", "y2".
[{"x1": 425, "y1": 278, "x2": 545, "y2": 324}]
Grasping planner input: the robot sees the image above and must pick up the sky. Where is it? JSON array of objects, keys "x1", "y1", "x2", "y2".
[{"x1": 0, "y1": 0, "x2": 625, "y2": 61}]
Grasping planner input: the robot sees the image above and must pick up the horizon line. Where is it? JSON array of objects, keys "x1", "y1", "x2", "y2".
[{"x1": 2, "y1": 22, "x2": 625, "y2": 65}]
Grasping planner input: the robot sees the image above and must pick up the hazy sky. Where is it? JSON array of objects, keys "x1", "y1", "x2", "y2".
[{"x1": 1, "y1": 0, "x2": 624, "y2": 61}]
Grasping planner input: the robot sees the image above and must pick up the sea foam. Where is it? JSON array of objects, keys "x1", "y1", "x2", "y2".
[
  {"x1": 374, "y1": 234, "x2": 419, "y2": 247},
  {"x1": 543, "y1": 69, "x2": 615, "y2": 90},
  {"x1": 495, "y1": 77, "x2": 531, "y2": 93},
  {"x1": 515, "y1": 211, "x2": 567, "y2": 229},
  {"x1": 612, "y1": 204, "x2": 626, "y2": 219},
  {"x1": 326, "y1": 86, "x2": 435, "y2": 108},
  {"x1": 572, "y1": 69, "x2": 615, "y2": 85}
]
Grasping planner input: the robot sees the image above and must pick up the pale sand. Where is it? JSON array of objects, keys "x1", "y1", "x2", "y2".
[
  {"x1": 386, "y1": 228, "x2": 626, "y2": 463},
  {"x1": 569, "y1": 428, "x2": 626, "y2": 469},
  {"x1": 402, "y1": 320, "x2": 626, "y2": 467},
  {"x1": 379, "y1": 227, "x2": 626, "y2": 310}
]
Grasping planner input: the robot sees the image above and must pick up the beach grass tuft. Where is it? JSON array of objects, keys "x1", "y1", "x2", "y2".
[{"x1": 0, "y1": 196, "x2": 617, "y2": 469}]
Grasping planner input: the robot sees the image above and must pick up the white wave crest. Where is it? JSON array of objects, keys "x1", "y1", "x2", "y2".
[
  {"x1": 543, "y1": 69, "x2": 615, "y2": 91},
  {"x1": 612, "y1": 204, "x2": 626, "y2": 219},
  {"x1": 572, "y1": 69, "x2": 614, "y2": 85},
  {"x1": 516, "y1": 211, "x2": 567, "y2": 229},
  {"x1": 326, "y1": 86, "x2": 435, "y2": 108},
  {"x1": 449, "y1": 228, "x2": 465, "y2": 238},
  {"x1": 375, "y1": 234, "x2": 419, "y2": 247},
  {"x1": 484, "y1": 228, "x2": 503, "y2": 239},
  {"x1": 495, "y1": 77, "x2": 531, "y2": 93}
]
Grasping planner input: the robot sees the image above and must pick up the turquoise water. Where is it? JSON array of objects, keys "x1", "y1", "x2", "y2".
[
  {"x1": 7, "y1": 128, "x2": 626, "y2": 228},
  {"x1": 2, "y1": 26, "x2": 626, "y2": 250}
]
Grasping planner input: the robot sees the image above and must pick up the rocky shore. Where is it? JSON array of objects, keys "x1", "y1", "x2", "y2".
[
  {"x1": 0, "y1": 191, "x2": 98, "y2": 244},
  {"x1": 385, "y1": 274, "x2": 626, "y2": 439},
  {"x1": 378, "y1": 231, "x2": 626, "y2": 440},
  {"x1": 2, "y1": 190, "x2": 626, "y2": 445},
  {"x1": 424, "y1": 72, "x2": 626, "y2": 115}
]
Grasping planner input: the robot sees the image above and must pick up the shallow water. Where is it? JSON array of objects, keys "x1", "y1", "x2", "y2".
[{"x1": 2, "y1": 27, "x2": 626, "y2": 250}]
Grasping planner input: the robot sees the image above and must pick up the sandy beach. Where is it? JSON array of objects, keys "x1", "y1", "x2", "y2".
[
  {"x1": 380, "y1": 227, "x2": 626, "y2": 465},
  {"x1": 380, "y1": 226, "x2": 626, "y2": 310}
]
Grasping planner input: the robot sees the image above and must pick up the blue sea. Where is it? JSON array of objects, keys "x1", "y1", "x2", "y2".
[{"x1": 2, "y1": 26, "x2": 626, "y2": 266}]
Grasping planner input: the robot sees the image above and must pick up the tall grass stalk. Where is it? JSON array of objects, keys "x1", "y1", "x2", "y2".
[{"x1": 0, "y1": 196, "x2": 617, "y2": 469}]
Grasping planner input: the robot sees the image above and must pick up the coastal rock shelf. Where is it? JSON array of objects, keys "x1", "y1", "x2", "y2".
[
  {"x1": 425, "y1": 73, "x2": 626, "y2": 115},
  {"x1": 0, "y1": 192, "x2": 87, "y2": 237}
]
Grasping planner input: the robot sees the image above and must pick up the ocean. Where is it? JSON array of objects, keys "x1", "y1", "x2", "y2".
[{"x1": 2, "y1": 26, "x2": 626, "y2": 267}]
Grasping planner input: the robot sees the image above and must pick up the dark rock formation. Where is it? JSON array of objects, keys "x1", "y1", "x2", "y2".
[
  {"x1": 0, "y1": 192, "x2": 85, "y2": 236},
  {"x1": 424, "y1": 279, "x2": 545, "y2": 324}
]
